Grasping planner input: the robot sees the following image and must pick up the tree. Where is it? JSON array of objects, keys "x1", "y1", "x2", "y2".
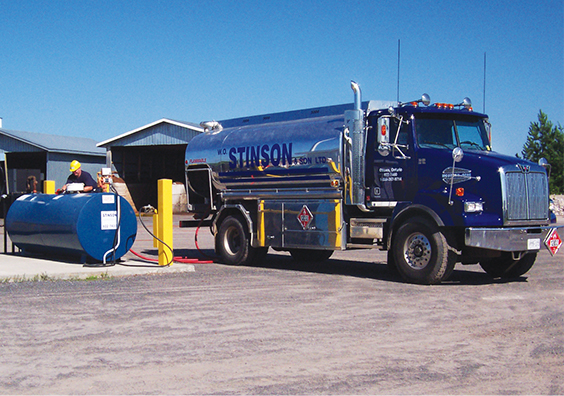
[{"x1": 520, "y1": 110, "x2": 564, "y2": 194}]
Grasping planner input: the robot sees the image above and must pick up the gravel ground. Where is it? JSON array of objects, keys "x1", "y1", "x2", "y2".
[
  {"x1": 551, "y1": 195, "x2": 564, "y2": 217},
  {"x1": 0, "y1": 235, "x2": 562, "y2": 395}
]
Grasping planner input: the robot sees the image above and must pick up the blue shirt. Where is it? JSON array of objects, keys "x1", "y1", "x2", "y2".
[{"x1": 66, "y1": 170, "x2": 97, "y2": 189}]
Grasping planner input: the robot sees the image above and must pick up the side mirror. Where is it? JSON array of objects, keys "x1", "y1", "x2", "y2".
[
  {"x1": 421, "y1": 93, "x2": 431, "y2": 106},
  {"x1": 452, "y1": 147, "x2": 464, "y2": 163},
  {"x1": 378, "y1": 144, "x2": 390, "y2": 157},
  {"x1": 539, "y1": 158, "x2": 552, "y2": 178},
  {"x1": 462, "y1": 97, "x2": 472, "y2": 109}
]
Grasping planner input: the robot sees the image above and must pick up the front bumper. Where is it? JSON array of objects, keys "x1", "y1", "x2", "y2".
[{"x1": 465, "y1": 225, "x2": 562, "y2": 252}]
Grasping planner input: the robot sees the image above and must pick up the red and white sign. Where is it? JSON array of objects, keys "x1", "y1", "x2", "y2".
[
  {"x1": 544, "y1": 228, "x2": 562, "y2": 256},
  {"x1": 297, "y1": 205, "x2": 313, "y2": 230}
]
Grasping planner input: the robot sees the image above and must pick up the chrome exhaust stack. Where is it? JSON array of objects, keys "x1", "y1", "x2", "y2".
[
  {"x1": 345, "y1": 81, "x2": 367, "y2": 208},
  {"x1": 351, "y1": 81, "x2": 361, "y2": 111}
]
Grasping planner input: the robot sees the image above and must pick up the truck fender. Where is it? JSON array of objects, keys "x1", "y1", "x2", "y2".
[
  {"x1": 212, "y1": 204, "x2": 254, "y2": 237},
  {"x1": 386, "y1": 204, "x2": 445, "y2": 251},
  {"x1": 212, "y1": 204, "x2": 262, "y2": 248}
]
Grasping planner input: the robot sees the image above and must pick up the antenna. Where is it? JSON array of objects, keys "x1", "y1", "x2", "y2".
[
  {"x1": 397, "y1": 39, "x2": 401, "y2": 104},
  {"x1": 483, "y1": 52, "x2": 486, "y2": 113}
]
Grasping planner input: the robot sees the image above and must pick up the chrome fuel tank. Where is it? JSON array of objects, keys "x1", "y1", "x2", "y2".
[{"x1": 185, "y1": 114, "x2": 345, "y2": 190}]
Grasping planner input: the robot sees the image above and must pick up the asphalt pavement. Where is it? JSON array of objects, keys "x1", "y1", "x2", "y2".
[{"x1": 0, "y1": 215, "x2": 211, "y2": 282}]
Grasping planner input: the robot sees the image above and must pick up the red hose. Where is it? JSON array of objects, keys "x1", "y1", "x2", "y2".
[
  {"x1": 195, "y1": 220, "x2": 215, "y2": 260},
  {"x1": 129, "y1": 249, "x2": 214, "y2": 264},
  {"x1": 129, "y1": 249, "x2": 158, "y2": 262},
  {"x1": 129, "y1": 212, "x2": 216, "y2": 265},
  {"x1": 173, "y1": 257, "x2": 214, "y2": 264}
]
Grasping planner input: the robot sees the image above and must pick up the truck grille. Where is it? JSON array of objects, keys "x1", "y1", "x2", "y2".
[{"x1": 503, "y1": 169, "x2": 548, "y2": 223}]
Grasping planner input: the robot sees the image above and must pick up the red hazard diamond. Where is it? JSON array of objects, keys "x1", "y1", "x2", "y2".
[
  {"x1": 297, "y1": 205, "x2": 313, "y2": 230},
  {"x1": 544, "y1": 228, "x2": 562, "y2": 256}
]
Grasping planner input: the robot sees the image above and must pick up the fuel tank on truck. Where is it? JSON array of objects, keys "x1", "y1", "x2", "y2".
[
  {"x1": 6, "y1": 193, "x2": 137, "y2": 263},
  {"x1": 185, "y1": 114, "x2": 346, "y2": 190}
]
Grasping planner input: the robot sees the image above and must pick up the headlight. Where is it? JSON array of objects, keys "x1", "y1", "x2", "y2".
[{"x1": 464, "y1": 201, "x2": 484, "y2": 213}]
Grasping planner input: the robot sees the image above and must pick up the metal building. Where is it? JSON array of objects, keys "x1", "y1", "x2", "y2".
[
  {"x1": 0, "y1": 126, "x2": 106, "y2": 195},
  {"x1": 97, "y1": 118, "x2": 203, "y2": 212}
]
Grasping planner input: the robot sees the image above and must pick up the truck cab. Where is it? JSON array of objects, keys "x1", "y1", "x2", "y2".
[
  {"x1": 367, "y1": 104, "x2": 491, "y2": 206},
  {"x1": 364, "y1": 98, "x2": 553, "y2": 283}
]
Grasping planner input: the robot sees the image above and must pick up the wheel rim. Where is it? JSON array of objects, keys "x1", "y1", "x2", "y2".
[
  {"x1": 224, "y1": 226, "x2": 241, "y2": 256},
  {"x1": 403, "y1": 232, "x2": 432, "y2": 270}
]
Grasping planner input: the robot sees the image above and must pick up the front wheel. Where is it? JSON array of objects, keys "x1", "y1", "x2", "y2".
[
  {"x1": 479, "y1": 252, "x2": 537, "y2": 278},
  {"x1": 391, "y1": 217, "x2": 456, "y2": 284}
]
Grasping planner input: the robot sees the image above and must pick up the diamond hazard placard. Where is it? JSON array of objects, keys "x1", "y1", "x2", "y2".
[
  {"x1": 297, "y1": 205, "x2": 313, "y2": 230},
  {"x1": 544, "y1": 228, "x2": 562, "y2": 256}
]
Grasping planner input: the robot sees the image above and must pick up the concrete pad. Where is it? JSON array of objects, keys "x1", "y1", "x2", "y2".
[
  {"x1": 0, "y1": 253, "x2": 195, "y2": 282},
  {"x1": 0, "y1": 214, "x2": 212, "y2": 282}
]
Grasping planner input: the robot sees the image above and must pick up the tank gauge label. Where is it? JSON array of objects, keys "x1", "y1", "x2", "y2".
[{"x1": 102, "y1": 195, "x2": 115, "y2": 204}]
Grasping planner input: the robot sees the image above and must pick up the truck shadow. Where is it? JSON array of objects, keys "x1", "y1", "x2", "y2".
[
  {"x1": 260, "y1": 254, "x2": 403, "y2": 283},
  {"x1": 442, "y1": 269, "x2": 528, "y2": 285},
  {"x1": 259, "y1": 255, "x2": 528, "y2": 286},
  {"x1": 170, "y1": 248, "x2": 527, "y2": 286}
]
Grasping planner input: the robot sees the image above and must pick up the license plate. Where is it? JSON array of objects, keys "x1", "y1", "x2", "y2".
[{"x1": 527, "y1": 238, "x2": 540, "y2": 250}]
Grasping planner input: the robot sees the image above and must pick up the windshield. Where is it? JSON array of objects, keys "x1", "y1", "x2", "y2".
[{"x1": 415, "y1": 115, "x2": 490, "y2": 151}]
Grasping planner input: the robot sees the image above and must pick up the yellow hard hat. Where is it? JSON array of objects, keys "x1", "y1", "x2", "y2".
[{"x1": 70, "y1": 160, "x2": 81, "y2": 172}]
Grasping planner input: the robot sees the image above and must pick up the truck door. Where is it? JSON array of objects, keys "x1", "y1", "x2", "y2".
[{"x1": 367, "y1": 115, "x2": 416, "y2": 204}]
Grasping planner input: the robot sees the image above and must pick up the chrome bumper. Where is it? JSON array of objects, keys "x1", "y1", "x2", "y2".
[{"x1": 465, "y1": 225, "x2": 561, "y2": 252}]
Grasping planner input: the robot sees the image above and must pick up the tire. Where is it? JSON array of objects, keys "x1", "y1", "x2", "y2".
[
  {"x1": 216, "y1": 215, "x2": 260, "y2": 266},
  {"x1": 479, "y1": 252, "x2": 537, "y2": 279},
  {"x1": 387, "y1": 250, "x2": 399, "y2": 274},
  {"x1": 289, "y1": 249, "x2": 333, "y2": 262},
  {"x1": 392, "y1": 217, "x2": 456, "y2": 285}
]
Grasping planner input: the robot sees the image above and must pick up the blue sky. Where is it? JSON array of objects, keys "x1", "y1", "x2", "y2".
[{"x1": 1, "y1": 0, "x2": 562, "y2": 157}]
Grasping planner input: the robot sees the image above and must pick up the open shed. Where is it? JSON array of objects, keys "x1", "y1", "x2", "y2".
[{"x1": 97, "y1": 118, "x2": 203, "y2": 212}]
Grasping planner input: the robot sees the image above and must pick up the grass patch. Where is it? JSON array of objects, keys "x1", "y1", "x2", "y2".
[
  {"x1": 1, "y1": 272, "x2": 113, "y2": 283},
  {"x1": 83, "y1": 272, "x2": 111, "y2": 281},
  {"x1": 0, "y1": 273, "x2": 54, "y2": 283}
]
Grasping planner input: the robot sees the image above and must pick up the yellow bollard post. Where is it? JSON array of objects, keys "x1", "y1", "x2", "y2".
[
  {"x1": 43, "y1": 180, "x2": 55, "y2": 194},
  {"x1": 157, "y1": 179, "x2": 173, "y2": 266},
  {"x1": 152, "y1": 209, "x2": 159, "y2": 248}
]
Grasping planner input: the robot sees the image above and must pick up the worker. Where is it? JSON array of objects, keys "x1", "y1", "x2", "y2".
[{"x1": 62, "y1": 160, "x2": 97, "y2": 193}]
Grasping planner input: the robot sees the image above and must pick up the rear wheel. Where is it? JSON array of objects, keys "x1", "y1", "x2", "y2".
[
  {"x1": 392, "y1": 217, "x2": 456, "y2": 284},
  {"x1": 216, "y1": 215, "x2": 265, "y2": 265},
  {"x1": 479, "y1": 252, "x2": 537, "y2": 278},
  {"x1": 289, "y1": 249, "x2": 333, "y2": 262}
]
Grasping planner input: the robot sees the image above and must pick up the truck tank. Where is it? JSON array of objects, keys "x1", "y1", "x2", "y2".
[
  {"x1": 185, "y1": 114, "x2": 345, "y2": 192},
  {"x1": 6, "y1": 193, "x2": 137, "y2": 263}
]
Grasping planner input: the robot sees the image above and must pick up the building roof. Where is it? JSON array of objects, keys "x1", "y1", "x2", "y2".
[
  {"x1": 97, "y1": 118, "x2": 203, "y2": 148},
  {"x1": 0, "y1": 128, "x2": 105, "y2": 156}
]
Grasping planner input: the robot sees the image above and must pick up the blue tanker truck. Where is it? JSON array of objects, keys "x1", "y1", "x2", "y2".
[{"x1": 184, "y1": 82, "x2": 561, "y2": 284}]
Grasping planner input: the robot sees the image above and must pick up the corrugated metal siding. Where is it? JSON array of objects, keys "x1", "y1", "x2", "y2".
[
  {"x1": 46, "y1": 153, "x2": 106, "y2": 189},
  {"x1": 45, "y1": 156, "x2": 71, "y2": 190},
  {"x1": 108, "y1": 122, "x2": 202, "y2": 147},
  {"x1": 0, "y1": 133, "x2": 43, "y2": 153},
  {"x1": 0, "y1": 128, "x2": 104, "y2": 155}
]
